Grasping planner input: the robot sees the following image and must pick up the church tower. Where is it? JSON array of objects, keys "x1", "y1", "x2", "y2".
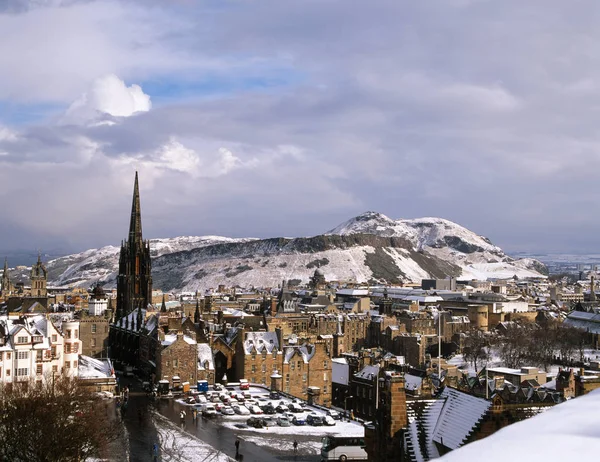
[
  {"x1": 30, "y1": 253, "x2": 47, "y2": 297},
  {"x1": 116, "y1": 172, "x2": 153, "y2": 319},
  {"x1": 1, "y1": 258, "x2": 13, "y2": 296}
]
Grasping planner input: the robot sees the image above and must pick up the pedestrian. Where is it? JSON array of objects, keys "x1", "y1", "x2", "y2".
[
  {"x1": 293, "y1": 440, "x2": 298, "y2": 454},
  {"x1": 235, "y1": 438, "x2": 240, "y2": 456}
]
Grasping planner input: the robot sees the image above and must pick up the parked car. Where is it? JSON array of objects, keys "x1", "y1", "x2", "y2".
[
  {"x1": 242, "y1": 391, "x2": 251, "y2": 399},
  {"x1": 214, "y1": 402, "x2": 225, "y2": 412},
  {"x1": 235, "y1": 393, "x2": 245, "y2": 402},
  {"x1": 275, "y1": 404, "x2": 288, "y2": 413},
  {"x1": 326, "y1": 410, "x2": 341, "y2": 420},
  {"x1": 288, "y1": 403, "x2": 303, "y2": 413},
  {"x1": 213, "y1": 383, "x2": 223, "y2": 391},
  {"x1": 292, "y1": 416, "x2": 306, "y2": 426},
  {"x1": 221, "y1": 406, "x2": 235, "y2": 416},
  {"x1": 277, "y1": 416, "x2": 291, "y2": 427},
  {"x1": 263, "y1": 417, "x2": 277, "y2": 427},
  {"x1": 269, "y1": 391, "x2": 281, "y2": 400},
  {"x1": 249, "y1": 405, "x2": 263, "y2": 415},
  {"x1": 202, "y1": 404, "x2": 217, "y2": 417},
  {"x1": 323, "y1": 415, "x2": 336, "y2": 426},
  {"x1": 239, "y1": 379, "x2": 250, "y2": 390},
  {"x1": 246, "y1": 417, "x2": 265, "y2": 428},
  {"x1": 261, "y1": 404, "x2": 277, "y2": 415},
  {"x1": 284, "y1": 412, "x2": 295, "y2": 421},
  {"x1": 233, "y1": 405, "x2": 251, "y2": 415},
  {"x1": 307, "y1": 414, "x2": 324, "y2": 426}
]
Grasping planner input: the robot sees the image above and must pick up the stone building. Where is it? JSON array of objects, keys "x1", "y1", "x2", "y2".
[
  {"x1": 78, "y1": 315, "x2": 110, "y2": 358},
  {"x1": 156, "y1": 331, "x2": 198, "y2": 387},
  {"x1": 1, "y1": 258, "x2": 13, "y2": 298}
]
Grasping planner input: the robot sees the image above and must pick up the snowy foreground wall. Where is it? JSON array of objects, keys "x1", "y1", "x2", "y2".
[{"x1": 440, "y1": 389, "x2": 600, "y2": 461}]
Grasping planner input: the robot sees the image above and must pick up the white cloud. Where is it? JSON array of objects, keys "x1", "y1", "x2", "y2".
[{"x1": 62, "y1": 74, "x2": 151, "y2": 125}]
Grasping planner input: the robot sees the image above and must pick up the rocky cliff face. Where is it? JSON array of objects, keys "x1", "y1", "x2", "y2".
[{"x1": 39, "y1": 212, "x2": 546, "y2": 291}]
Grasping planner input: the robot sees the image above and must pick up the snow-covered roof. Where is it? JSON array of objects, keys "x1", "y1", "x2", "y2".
[
  {"x1": 283, "y1": 343, "x2": 316, "y2": 364},
  {"x1": 355, "y1": 364, "x2": 380, "y2": 380},
  {"x1": 244, "y1": 331, "x2": 279, "y2": 354},
  {"x1": 162, "y1": 333, "x2": 197, "y2": 346},
  {"x1": 78, "y1": 355, "x2": 115, "y2": 380},
  {"x1": 197, "y1": 343, "x2": 214, "y2": 371},
  {"x1": 431, "y1": 387, "x2": 490, "y2": 450},
  {"x1": 439, "y1": 389, "x2": 600, "y2": 462}
]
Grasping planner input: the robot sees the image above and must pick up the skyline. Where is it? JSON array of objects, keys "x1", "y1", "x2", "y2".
[{"x1": 2, "y1": 1, "x2": 600, "y2": 254}]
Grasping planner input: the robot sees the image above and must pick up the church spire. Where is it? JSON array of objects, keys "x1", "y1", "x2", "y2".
[{"x1": 129, "y1": 171, "x2": 143, "y2": 243}]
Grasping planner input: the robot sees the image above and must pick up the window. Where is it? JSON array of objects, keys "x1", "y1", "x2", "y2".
[
  {"x1": 65, "y1": 361, "x2": 70, "y2": 368},
  {"x1": 251, "y1": 354, "x2": 256, "y2": 361},
  {"x1": 36, "y1": 364, "x2": 42, "y2": 375},
  {"x1": 36, "y1": 351, "x2": 43, "y2": 361},
  {"x1": 52, "y1": 334, "x2": 57, "y2": 342},
  {"x1": 297, "y1": 360, "x2": 302, "y2": 368},
  {"x1": 75, "y1": 330, "x2": 78, "y2": 339},
  {"x1": 91, "y1": 324, "x2": 97, "y2": 333},
  {"x1": 66, "y1": 330, "x2": 71, "y2": 339},
  {"x1": 17, "y1": 336, "x2": 28, "y2": 344},
  {"x1": 261, "y1": 364, "x2": 266, "y2": 373},
  {"x1": 285, "y1": 373, "x2": 290, "y2": 383},
  {"x1": 272, "y1": 352, "x2": 277, "y2": 359},
  {"x1": 323, "y1": 360, "x2": 328, "y2": 368},
  {"x1": 73, "y1": 361, "x2": 78, "y2": 368},
  {"x1": 291, "y1": 362, "x2": 295, "y2": 371},
  {"x1": 73, "y1": 343, "x2": 79, "y2": 353},
  {"x1": 0, "y1": 352, "x2": 2, "y2": 361},
  {"x1": 5, "y1": 352, "x2": 9, "y2": 360},
  {"x1": 17, "y1": 368, "x2": 28, "y2": 377},
  {"x1": 173, "y1": 359, "x2": 178, "y2": 368},
  {"x1": 51, "y1": 347, "x2": 56, "y2": 357},
  {"x1": 6, "y1": 369, "x2": 10, "y2": 376},
  {"x1": 17, "y1": 351, "x2": 28, "y2": 360},
  {"x1": 65, "y1": 343, "x2": 71, "y2": 354},
  {"x1": 0, "y1": 367, "x2": 2, "y2": 377},
  {"x1": 91, "y1": 338, "x2": 97, "y2": 347},
  {"x1": 251, "y1": 365, "x2": 256, "y2": 373},
  {"x1": 302, "y1": 373, "x2": 307, "y2": 382}
]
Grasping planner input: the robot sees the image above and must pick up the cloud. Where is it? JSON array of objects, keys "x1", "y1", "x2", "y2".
[
  {"x1": 62, "y1": 74, "x2": 151, "y2": 125},
  {"x1": 3, "y1": 0, "x2": 600, "y2": 254}
]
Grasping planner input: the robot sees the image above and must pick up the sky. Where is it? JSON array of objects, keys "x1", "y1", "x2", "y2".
[{"x1": 1, "y1": 0, "x2": 600, "y2": 255}]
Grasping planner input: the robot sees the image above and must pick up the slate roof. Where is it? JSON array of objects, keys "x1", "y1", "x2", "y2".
[{"x1": 244, "y1": 331, "x2": 279, "y2": 354}]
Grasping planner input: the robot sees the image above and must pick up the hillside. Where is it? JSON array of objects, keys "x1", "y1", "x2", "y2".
[{"x1": 27, "y1": 212, "x2": 546, "y2": 291}]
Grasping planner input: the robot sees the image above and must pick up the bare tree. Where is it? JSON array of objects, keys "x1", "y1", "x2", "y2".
[
  {"x1": 0, "y1": 374, "x2": 120, "y2": 461},
  {"x1": 497, "y1": 323, "x2": 529, "y2": 368},
  {"x1": 462, "y1": 328, "x2": 490, "y2": 371}
]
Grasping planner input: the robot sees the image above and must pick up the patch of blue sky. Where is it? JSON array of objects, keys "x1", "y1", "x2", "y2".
[
  {"x1": 140, "y1": 69, "x2": 305, "y2": 105},
  {"x1": 0, "y1": 101, "x2": 65, "y2": 126}
]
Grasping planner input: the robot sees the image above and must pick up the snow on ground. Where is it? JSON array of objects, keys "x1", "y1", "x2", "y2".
[
  {"x1": 239, "y1": 435, "x2": 322, "y2": 456},
  {"x1": 220, "y1": 417, "x2": 364, "y2": 437},
  {"x1": 153, "y1": 412, "x2": 233, "y2": 462},
  {"x1": 439, "y1": 389, "x2": 600, "y2": 461}
]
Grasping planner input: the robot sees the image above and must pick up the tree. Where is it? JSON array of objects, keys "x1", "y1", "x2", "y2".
[
  {"x1": 462, "y1": 328, "x2": 490, "y2": 371},
  {"x1": 0, "y1": 374, "x2": 120, "y2": 461},
  {"x1": 497, "y1": 323, "x2": 529, "y2": 368}
]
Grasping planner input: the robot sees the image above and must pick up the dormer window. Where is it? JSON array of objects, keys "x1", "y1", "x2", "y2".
[{"x1": 17, "y1": 336, "x2": 28, "y2": 344}]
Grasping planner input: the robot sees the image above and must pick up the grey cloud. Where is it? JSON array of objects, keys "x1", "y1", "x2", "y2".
[{"x1": 2, "y1": 0, "x2": 600, "y2": 253}]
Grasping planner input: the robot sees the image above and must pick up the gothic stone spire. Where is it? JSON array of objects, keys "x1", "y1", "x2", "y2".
[{"x1": 129, "y1": 171, "x2": 143, "y2": 244}]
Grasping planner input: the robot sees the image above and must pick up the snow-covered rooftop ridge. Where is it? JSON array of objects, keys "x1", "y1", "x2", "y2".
[
  {"x1": 439, "y1": 389, "x2": 600, "y2": 461},
  {"x1": 244, "y1": 331, "x2": 279, "y2": 354}
]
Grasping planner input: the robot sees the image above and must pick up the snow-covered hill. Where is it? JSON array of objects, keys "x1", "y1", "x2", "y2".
[{"x1": 42, "y1": 212, "x2": 546, "y2": 291}]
